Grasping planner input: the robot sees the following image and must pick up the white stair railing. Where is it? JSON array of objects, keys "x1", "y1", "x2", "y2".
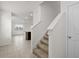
[
  {"x1": 47, "y1": 12, "x2": 65, "y2": 30},
  {"x1": 47, "y1": 11, "x2": 66, "y2": 58}
]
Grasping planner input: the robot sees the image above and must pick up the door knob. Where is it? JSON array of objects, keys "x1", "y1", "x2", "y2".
[{"x1": 68, "y1": 36, "x2": 72, "y2": 39}]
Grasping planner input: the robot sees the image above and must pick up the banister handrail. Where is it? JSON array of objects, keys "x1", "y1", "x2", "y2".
[
  {"x1": 47, "y1": 11, "x2": 64, "y2": 31},
  {"x1": 31, "y1": 21, "x2": 41, "y2": 29}
]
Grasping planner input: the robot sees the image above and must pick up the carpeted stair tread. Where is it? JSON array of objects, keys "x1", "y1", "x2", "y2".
[
  {"x1": 33, "y1": 48, "x2": 48, "y2": 58},
  {"x1": 33, "y1": 31, "x2": 48, "y2": 58},
  {"x1": 44, "y1": 34, "x2": 48, "y2": 39},
  {"x1": 37, "y1": 42, "x2": 48, "y2": 53},
  {"x1": 40, "y1": 38, "x2": 48, "y2": 45},
  {"x1": 45, "y1": 33, "x2": 48, "y2": 37}
]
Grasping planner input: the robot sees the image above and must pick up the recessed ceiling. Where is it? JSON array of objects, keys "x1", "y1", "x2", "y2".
[{"x1": 0, "y1": 1, "x2": 43, "y2": 18}]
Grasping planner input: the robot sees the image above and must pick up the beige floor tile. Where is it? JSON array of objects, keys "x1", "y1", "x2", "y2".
[{"x1": 0, "y1": 35, "x2": 36, "y2": 58}]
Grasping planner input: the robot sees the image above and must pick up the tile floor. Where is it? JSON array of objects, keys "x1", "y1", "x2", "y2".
[{"x1": 0, "y1": 35, "x2": 36, "y2": 58}]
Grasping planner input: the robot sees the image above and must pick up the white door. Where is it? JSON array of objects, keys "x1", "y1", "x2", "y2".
[{"x1": 67, "y1": 3, "x2": 79, "y2": 58}]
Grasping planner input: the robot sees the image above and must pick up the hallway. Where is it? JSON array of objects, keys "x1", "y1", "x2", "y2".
[{"x1": 0, "y1": 35, "x2": 36, "y2": 58}]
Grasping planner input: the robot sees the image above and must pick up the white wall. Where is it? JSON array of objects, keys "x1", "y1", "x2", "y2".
[
  {"x1": 48, "y1": 12, "x2": 66, "y2": 58},
  {"x1": 61, "y1": 1, "x2": 78, "y2": 12},
  {"x1": 33, "y1": 6, "x2": 41, "y2": 25},
  {"x1": 0, "y1": 10, "x2": 11, "y2": 46},
  {"x1": 12, "y1": 15, "x2": 33, "y2": 35},
  {"x1": 32, "y1": 1, "x2": 60, "y2": 49}
]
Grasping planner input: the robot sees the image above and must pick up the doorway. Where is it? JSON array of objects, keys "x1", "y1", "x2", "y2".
[{"x1": 67, "y1": 2, "x2": 79, "y2": 58}]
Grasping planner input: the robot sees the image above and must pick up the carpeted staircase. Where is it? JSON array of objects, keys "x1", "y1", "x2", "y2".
[{"x1": 33, "y1": 32, "x2": 48, "y2": 58}]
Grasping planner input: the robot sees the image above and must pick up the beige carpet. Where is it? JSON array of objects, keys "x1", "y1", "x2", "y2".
[{"x1": 33, "y1": 32, "x2": 48, "y2": 58}]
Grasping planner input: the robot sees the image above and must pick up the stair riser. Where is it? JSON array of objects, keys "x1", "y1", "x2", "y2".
[
  {"x1": 33, "y1": 49, "x2": 48, "y2": 58},
  {"x1": 33, "y1": 52, "x2": 41, "y2": 58},
  {"x1": 44, "y1": 36, "x2": 48, "y2": 40},
  {"x1": 40, "y1": 40, "x2": 48, "y2": 46},
  {"x1": 37, "y1": 45, "x2": 48, "y2": 54},
  {"x1": 33, "y1": 53, "x2": 48, "y2": 58}
]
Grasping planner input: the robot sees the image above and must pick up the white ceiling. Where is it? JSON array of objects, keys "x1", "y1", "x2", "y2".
[{"x1": 0, "y1": 1, "x2": 43, "y2": 18}]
